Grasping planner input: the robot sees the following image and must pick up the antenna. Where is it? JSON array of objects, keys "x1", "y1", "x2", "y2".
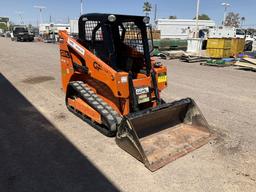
[
  {"x1": 33, "y1": 5, "x2": 46, "y2": 24},
  {"x1": 15, "y1": 11, "x2": 24, "y2": 24}
]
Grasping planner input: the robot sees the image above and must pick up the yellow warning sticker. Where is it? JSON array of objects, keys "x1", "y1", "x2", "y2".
[{"x1": 158, "y1": 75, "x2": 167, "y2": 83}]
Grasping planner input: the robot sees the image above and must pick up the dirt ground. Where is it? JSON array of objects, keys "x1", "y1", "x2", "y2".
[{"x1": 0, "y1": 37, "x2": 256, "y2": 192}]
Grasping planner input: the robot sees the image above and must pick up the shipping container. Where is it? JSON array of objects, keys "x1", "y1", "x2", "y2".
[
  {"x1": 207, "y1": 38, "x2": 231, "y2": 58},
  {"x1": 207, "y1": 38, "x2": 231, "y2": 49},
  {"x1": 207, "y1": 49, "x2": 231, "y2": 58},
  {"x1": 230, "y1": 38, "x2": 245, "y2": 56},
  {"x1": 207, "y1": 38, "x2": 245, "y2": 58}
]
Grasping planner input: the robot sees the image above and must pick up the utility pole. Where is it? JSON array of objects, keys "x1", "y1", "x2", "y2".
[
  {"x1": 80, "y1": 0, "x2": 84, "y2": 16},
  {"x1": 154, "y1": 4, "x2": 157, "y2": 22},
  {"x1": 195, "y1": 0, "x2": 200, "y2": 38},
  {"x1": 153, "y1": 4, "x2": 158, "y2": 28},
  {"x1": 33, "y1": 5, "x2": 46, "y2": 25},
  {"x1": 221, "y1": 2, "x2": 230, "y2": 25}
]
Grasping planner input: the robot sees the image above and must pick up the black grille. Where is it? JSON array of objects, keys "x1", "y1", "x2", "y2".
[
  {"x1": 84, "y1": 21, "x2": 103, "y2": 41},
  {"x1": 122, "y1": 22, "x2": 144, "y2": 54}
]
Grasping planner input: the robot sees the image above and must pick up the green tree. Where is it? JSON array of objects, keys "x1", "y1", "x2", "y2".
[
  {"x1": 193, "y1": 14, "x2": 211, "y2": 20},
  {"x1": 169, "y1": 16, "x2": 177, "y2": 19},
  {"x1": 225, "y1": 12, "x2": 240, "y2": 28},
  {"x1": 0, "y1": 23, "x2": 7, "y2": 31},
  {"x1": 143, "y1": 1, "x2": 152, "y2": 17}
]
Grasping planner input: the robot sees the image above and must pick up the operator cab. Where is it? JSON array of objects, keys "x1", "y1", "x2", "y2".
[{"x1": 78, "y1": 13, "x2": 153, "y2": 77}]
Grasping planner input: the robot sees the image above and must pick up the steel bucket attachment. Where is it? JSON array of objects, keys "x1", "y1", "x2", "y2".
[{"x1": 116, "y1": 98, "x2": 214, "y2": 171}]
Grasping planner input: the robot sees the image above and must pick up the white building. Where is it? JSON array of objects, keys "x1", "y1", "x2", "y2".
[
  {"x1": 0, "y1": 17, "x2": 10, "y2": 29},
  {"x1": 70, "y1": 19, "x2": 79, "y2": 35},
  {"x1": 39, "y1": 23, "x2": 70, "y2": 35},
  {"x1": 156, "y1": 19, "x2": 216, "y2": 39}
]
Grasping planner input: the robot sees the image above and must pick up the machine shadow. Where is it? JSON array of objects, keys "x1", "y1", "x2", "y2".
[{"x1": 0, "y1": 73, "x2": 119, "y2": 192}]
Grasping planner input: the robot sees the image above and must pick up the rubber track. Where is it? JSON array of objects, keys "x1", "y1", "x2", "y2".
[{"x1": 66, "y1": 81, "x2": 122, "y2": 136}]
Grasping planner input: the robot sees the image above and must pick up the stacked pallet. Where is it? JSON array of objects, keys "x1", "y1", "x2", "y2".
[{"x1": 234, "y1": 58, "x2": 256, "y2": 71}]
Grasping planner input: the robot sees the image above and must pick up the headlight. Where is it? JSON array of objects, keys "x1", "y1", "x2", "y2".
[
  {"x1": 108, "y1": 15, "x2": 116, "y2": 22},
  {"x1": 143, "y1": 16, "x2": 150, "y2": 24}
]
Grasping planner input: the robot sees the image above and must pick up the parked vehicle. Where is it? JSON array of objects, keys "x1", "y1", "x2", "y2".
[
  {"x1": 11, "y1": 25, "x2": 34, "y2": 42},
  {"x1": 209, "y1": 26, "x2": 256, "y2": 41}
]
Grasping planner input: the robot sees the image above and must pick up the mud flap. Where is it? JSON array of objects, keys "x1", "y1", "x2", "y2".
[{"x1": 116, "y1": 98, "x2": 214, "y2": 171}]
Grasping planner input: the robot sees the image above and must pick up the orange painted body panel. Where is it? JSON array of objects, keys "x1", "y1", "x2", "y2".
[
  {"x1": 59, "y1": 31, "x2": 129, "y2": 98},
  {"x1": 59, "y1": 30, "x2": 168, "y2": 116},
  {"x1": 68, "y1": 98, "x2": 102, "y2": 124}
]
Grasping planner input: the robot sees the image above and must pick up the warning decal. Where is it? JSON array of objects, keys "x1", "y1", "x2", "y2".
[{"x1": 67, "y1": 38, "x2": 85, "y2": 56}]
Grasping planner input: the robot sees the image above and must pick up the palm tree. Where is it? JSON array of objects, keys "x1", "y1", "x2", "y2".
[
  {"x1": 241, "y1": 17, "x2": 245, "y2": 28},
  {"x1": 143, "y1": 1, "x2": 152, "y2": 17},
  {"x1": 169, "y1": 16, "x2": 177, "y2": 19}
]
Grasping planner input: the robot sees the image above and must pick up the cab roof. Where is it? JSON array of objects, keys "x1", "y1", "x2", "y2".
[{"x1": 79, "y1": 13, "x2": 147, "y2": 23}]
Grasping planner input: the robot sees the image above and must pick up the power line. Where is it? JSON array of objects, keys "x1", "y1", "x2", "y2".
[{"x1": 33, "y1": 5, "x2": 46, "y2": 25}]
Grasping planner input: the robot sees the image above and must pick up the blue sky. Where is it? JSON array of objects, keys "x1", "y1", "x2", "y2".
[{"x1": 1, "y1": 0, "x2": 255, "y2": 27}]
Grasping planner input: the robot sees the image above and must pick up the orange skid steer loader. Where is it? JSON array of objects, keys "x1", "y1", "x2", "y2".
[{"x1": 59, "y1": 13, "x2": 214, "y2": 171}]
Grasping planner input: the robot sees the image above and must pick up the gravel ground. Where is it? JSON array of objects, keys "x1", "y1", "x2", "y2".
[{"x1": 0, "y1": 37, "x2": 256, "y2": 192}]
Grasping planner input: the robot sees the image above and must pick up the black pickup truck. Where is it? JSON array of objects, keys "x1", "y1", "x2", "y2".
[{"x1": 11, "y1": 26, "x2": 34, "y2": 42}]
